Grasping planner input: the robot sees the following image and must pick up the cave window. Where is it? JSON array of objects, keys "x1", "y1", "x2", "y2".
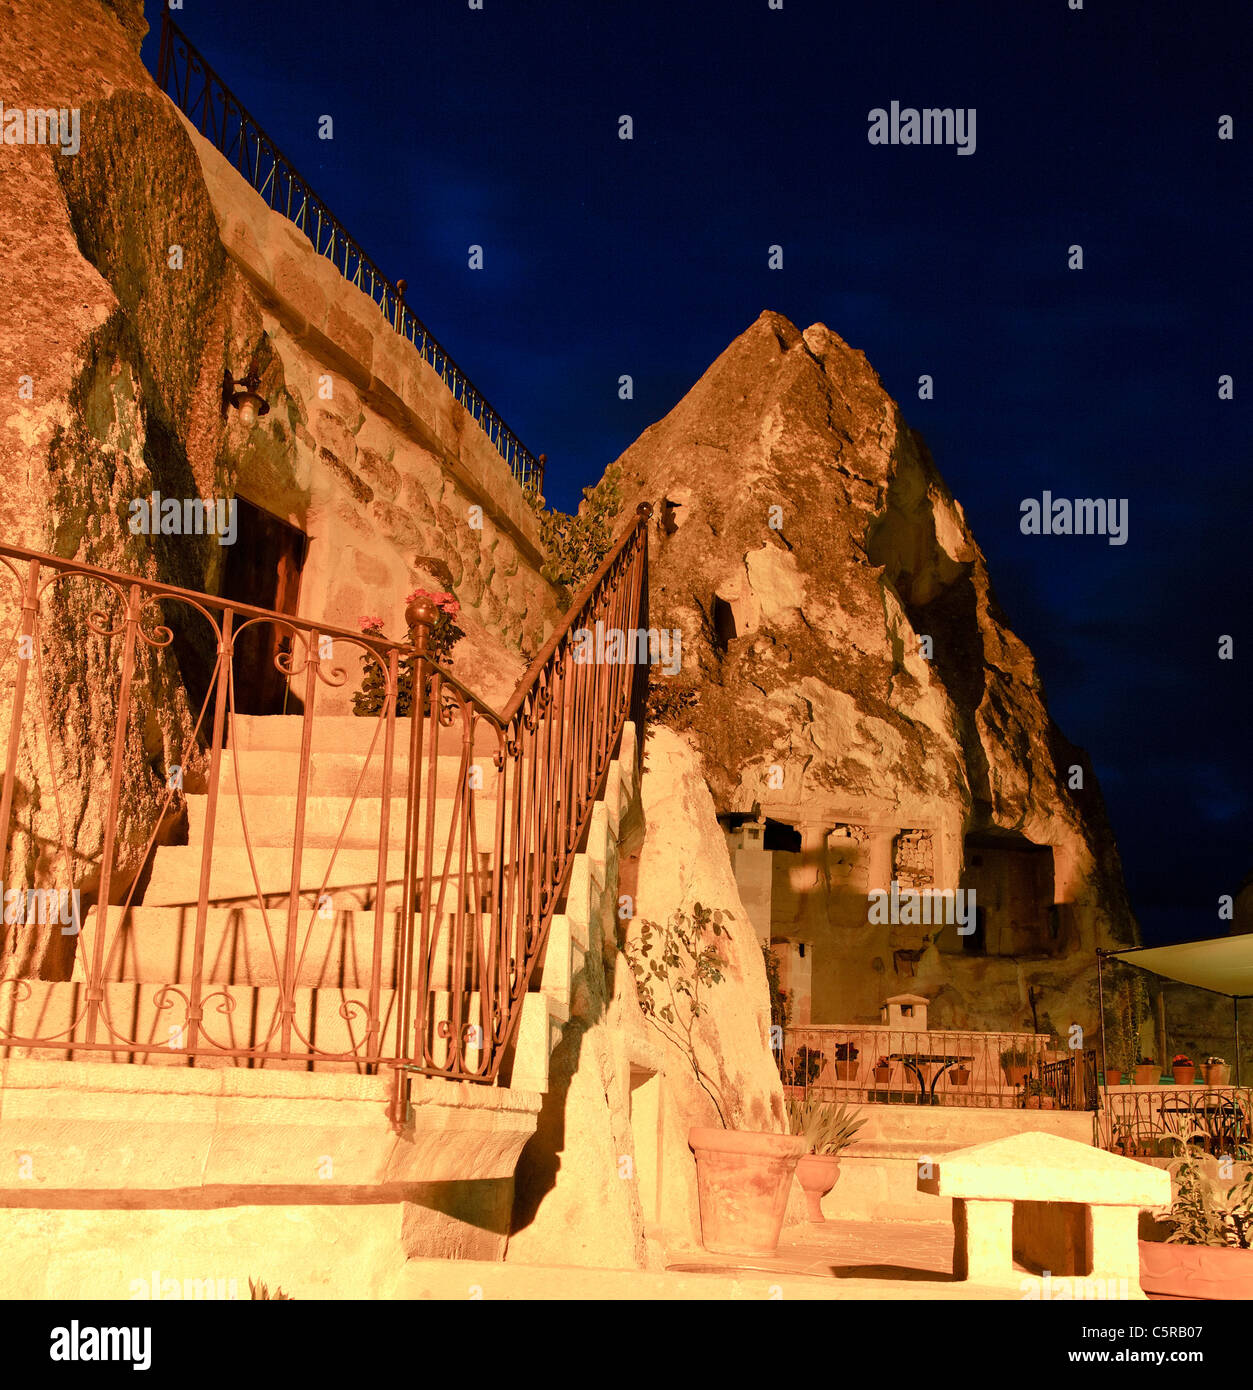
[
  {"x1": 763, "y1": 819, "x2": 801, "y2": 852},
  {"x1": 712, "y1": 596, "x2": 737, "y2": 653}
]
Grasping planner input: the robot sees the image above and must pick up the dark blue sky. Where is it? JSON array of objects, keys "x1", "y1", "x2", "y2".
[{"x1": 140, "y1": 0, "x2": 1250, "y2": 946}]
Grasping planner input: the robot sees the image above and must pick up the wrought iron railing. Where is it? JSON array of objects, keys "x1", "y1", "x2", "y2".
[
  {"x1": 0, "y1": 508, "x2": 650, "y2": 1124},
  {"x1": 153, "y1": 14, "x2": 543, "y2": 495},
  {"x1": 779, "y1": 1024, "x2": 1095, "y2": 1111},
  {"x1": 1098, "y1": 1085, "x2": 1253, "y2": 1160}
]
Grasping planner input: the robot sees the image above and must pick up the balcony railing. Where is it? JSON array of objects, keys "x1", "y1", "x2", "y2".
[
  {"x1": 0, "y1": 509, "x2": 650, "y2": 1125},
  {"x1": 1097, "y1": 1084, "x2": 1253, "y2": 1160},
  {"x1": 154, "y1": 14, "x2": 544, "y2": 495},
  {"x1": 781, "y1": 1024, "x2": 1098, "y2": 1111}
]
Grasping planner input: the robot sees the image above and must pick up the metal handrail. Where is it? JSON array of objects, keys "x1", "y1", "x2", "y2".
[
  {"x1": 154, "y1": 13, "x2": 543, "y2": 495},
  {"x1": 0, "y1": 507, "x2": 651, "y2": 1124}
]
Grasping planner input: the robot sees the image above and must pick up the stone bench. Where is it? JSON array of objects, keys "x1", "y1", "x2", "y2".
[{"x1": 918, "y1": 1131, "x2": 1170, "y2": 1296}]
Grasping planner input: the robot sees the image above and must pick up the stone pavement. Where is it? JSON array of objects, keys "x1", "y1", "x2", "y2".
[{"x1": 392, "y1": 1218, "x2": 1032, "y2": 1300}]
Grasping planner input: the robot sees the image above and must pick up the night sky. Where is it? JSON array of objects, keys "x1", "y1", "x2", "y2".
[{"x1": 139, "y1": 0, "x2": 1250, "y2": 947}]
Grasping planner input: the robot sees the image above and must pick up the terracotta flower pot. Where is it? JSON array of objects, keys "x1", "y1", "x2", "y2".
[
  {"x1": 1004, "y1": 1065, "x2": 1029, "y2": 1087},
  {"x1": 1202, "y1": 1063, "x2": 1230, "y2": 1087},
  {"x1": 688, "y1": 1127, "x2": 807, "y2": 1256},
  {"x1": 872, "y1": 1067, "x2": 892, "y2": 1084},
  {"x1": 795, "y1": 1153, "x2": 841, "y2": 1222},
  {"x1": 834, "y1": 1061, "x2": 858, "y2": 1081},
  {"x1": 1104, "y1": 1074, "x2": 1126, "y2": 1088},
  {"x1": 949, "y1": 1067, "x2": 971, "y2": 1086},
  {"x1": 1135, "y1": 1064, "x2": 1160, "y2": 1086},
  {"x1": 1171, "y1": 1065, "x2": 1196, "y2": 1086},
  {"x1": 1140, "y1": 1241, "x2": 1253, "y2": 1301}
]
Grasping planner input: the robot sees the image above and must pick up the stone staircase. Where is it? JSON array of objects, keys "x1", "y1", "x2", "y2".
[{"x1": 6, "y1": 714, "x2": 640, "y2": 1097}]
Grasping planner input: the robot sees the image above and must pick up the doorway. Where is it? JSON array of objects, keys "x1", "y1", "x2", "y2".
[{"x1": 218, "y1": 497, "x2": 309, "y2": 715}]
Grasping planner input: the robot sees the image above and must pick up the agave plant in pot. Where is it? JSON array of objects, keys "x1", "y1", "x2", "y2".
[
  {"x1": 786, "y1": 1096, "x2": 865, "y2": 1222},
  {"x1": 624, "y1": 902, "x2": 805, "y2": 1258},
  {"x1": 1000, "y1": 1046, "x2": 1031, "y2": 1088}
]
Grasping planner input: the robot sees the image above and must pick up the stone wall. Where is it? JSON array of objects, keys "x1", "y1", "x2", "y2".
[{"x1": 0, "y1": 0, "x2": 559, "y2": 981}]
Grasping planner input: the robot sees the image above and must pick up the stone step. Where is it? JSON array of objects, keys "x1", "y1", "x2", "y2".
[
  {"x1": 140, "y1": 844, "x2": 501, "y2": 909},
  {"x1": 71, "y1": 903, "x2": 539, "y2": 996},
  {"x1": 185, "y1": 790, "x2": 500, "y2": 850},
  {"x1": 0, "y1": 980, "x2": 556, "y2": 1089},
  {"x1": 228, "y1": 713, "x2": 505, "y2": 757},
  {"x1": 215, "y1": 748, "x2": 499, "y2": 800}
]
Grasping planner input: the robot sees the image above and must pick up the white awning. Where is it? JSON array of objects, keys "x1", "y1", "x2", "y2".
[{"x1": 1105, "y1": 934, "x2": 1253, "y2": 998}]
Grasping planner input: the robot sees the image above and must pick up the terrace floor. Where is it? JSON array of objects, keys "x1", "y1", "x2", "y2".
[{"x1": 394, "y1": 1218, "x2": 1038, "y2": 1300}]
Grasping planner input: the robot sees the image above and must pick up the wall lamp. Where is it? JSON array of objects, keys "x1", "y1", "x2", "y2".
[{"x1": 222, "y1": 356, "x2": 270, "y2": 429}]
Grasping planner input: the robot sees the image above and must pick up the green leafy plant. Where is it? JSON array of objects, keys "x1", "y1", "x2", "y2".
[
  {"x1": 999, "y1": 1046, "x2": 1032, "y2": 1070},
  {"x1": 524, "y1": 464, "x2": 623, "y2": 606},
  {"x1": 248, "y1": 1277, "x2": 293, "y2": 1300},
  {"x1": 1162, "y1": 1144, "x2": 1253, "y2": 1249},
  {"x1": 762, "y1": 941, "x2": 790, "y2": 1036},
  {"x1": 786, "y1": 1096, "x2": 866, "y2": 1155},
  {"x1": 780, "y1": 1044, "x2": 824, "y2": 1089},
  {"x1": 623, "y1": 902, "x2": 731, "y2": 1126},
  {"x1": 1104, "y1": 967, "x2": 1152, "y2": 1080},
  {"x1": 352, "y1": 588, "x2": 465, "y2": 716}
]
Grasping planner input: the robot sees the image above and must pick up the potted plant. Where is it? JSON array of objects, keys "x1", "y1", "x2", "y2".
[
  {"x1": 786, "y1": 1096, "x2": 865, "y2": 1222},
  {"x1": 1135, "y1": 1056, "x2": 1160, "y2": 1086},
  {"x1": 624, "y1": 902, "x2": 805, "y2": 1257},
  {"x1": 1022, "y1": 1077, "x2": 1057, "y2": 1110},
  {"x1": 1104, "y1": 1069, "x2": 1127, "y2": 1088},
  {"x1": 1104, "y1": 965, "x2": 1151, "y2": 1096},
  {"x1": 1171, "y1": 1053, "x2": 1196, "y2": 1086},
  {"x1": 354, "y1": 589, "x2": 466, "y2": 716},
  {"x1": 1000, "y1": 1046, "x2": 1031, "y2": 1087},
  {"x1": 872, "y1": 1055, "x2": 893, "y2": 1085},
  {"x1": 1140, "y1": 1145, "x2": 1253, "y2": 1299},
  {"x1": 832, "y1": 1040, "x2": 860, "y2": 1081},
  {"x1": 948, "y1": 1063, "x2": 971, "y2": 1086},
  {"x1": 1202, "y1": 1055, "x2": 1231, "y2": 1087},
  {"x1": 781, "y1": 1044, "x2": 824, "y2": 1092}
]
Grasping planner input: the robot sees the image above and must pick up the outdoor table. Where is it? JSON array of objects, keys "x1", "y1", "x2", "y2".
[
  {"x1": 1158, "y1": 1096, "x2": 1247, "y2": 1154},
  {"x1": 891, "y1": 1052, "x2": 974, "y2": 1101}
]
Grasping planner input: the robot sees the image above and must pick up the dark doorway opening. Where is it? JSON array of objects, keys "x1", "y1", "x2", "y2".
[
  {"x1": 219, "y1": 497, "x2": 309, "y2": 716},
  {"x1": 763, "y1": 818, "x2": 802, "y2": 852},
  {"x1": 964, "y1": 905, "x2": 987, "y2": 955}
]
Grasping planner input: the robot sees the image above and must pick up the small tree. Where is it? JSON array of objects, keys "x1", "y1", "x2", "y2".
[
  {"x1": 1104, "y1": 964, "x2": 1152, "y2": 1080},
  {"x1": 623, "y1": 902, "x2": 731, "y2": 1127}
]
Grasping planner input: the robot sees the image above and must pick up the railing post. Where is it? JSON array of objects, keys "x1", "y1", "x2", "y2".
[
  {"x1": 184, "y1": 607, "x2": 233, "y2": 1056},
  {"x1": 84, "y1": 582, "x2": 143, "y2": 1046},
  {"x1": 367, "y1": 648, "x2": 400, "y2": 1068},
  {"x1": 391, "y1": 599, "x2": 435, "y2": 1126},
  {"x1": 279, "y1": 627, "x2": 320, "y2": 1055}
]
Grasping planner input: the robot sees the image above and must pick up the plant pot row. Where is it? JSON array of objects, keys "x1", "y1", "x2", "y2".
[{"x1": 1105, "y1": 1064, "x2": 1231, "y2": 1087}]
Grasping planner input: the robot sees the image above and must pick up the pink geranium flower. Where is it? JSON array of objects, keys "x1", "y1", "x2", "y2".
[
  {"x1": 406, "y1": 587, "x2": 461, "y2": 616},
  {"x1": 358, "y1": 615, "x2": 386, "y2": 633}
]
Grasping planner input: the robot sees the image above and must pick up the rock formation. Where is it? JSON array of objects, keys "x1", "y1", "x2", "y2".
[
  {"x1": 0, "y1": 0, "x2": 557, "y2": 979},
  {"x1": 606, "y1": 311, "x2": 1138, "y2": 1041}
]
